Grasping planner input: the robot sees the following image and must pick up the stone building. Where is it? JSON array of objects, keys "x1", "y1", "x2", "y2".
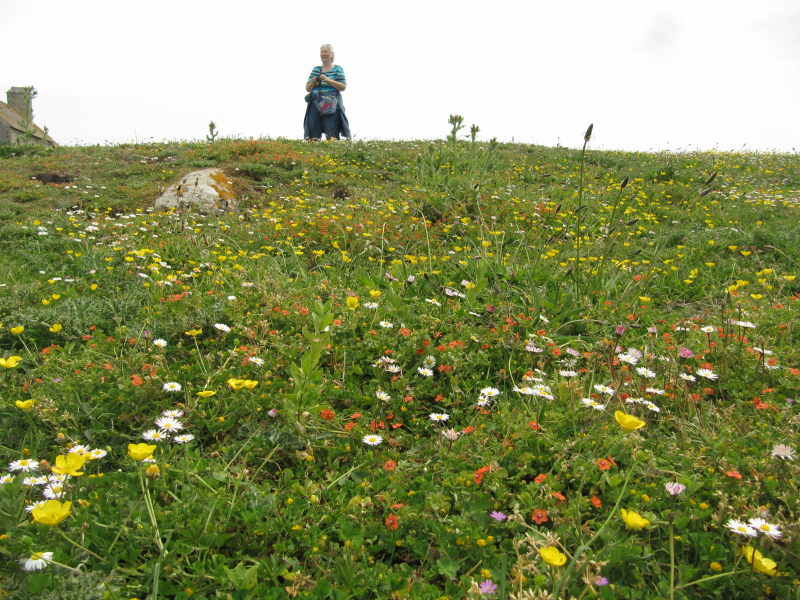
[{"x1": 0, "y1": 86, "x2": 57, "y2": 146}]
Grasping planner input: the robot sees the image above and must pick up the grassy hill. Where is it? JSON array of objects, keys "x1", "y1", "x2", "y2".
[{"x1": 0, "y1": 129, "x2": 798, "y2": 599}]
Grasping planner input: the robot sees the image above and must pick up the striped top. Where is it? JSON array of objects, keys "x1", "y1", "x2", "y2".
[{"x1": 308, "y1": 65, "x2": 346, "y2": 94}]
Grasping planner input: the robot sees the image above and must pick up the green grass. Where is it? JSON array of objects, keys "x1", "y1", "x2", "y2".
[{"x1": 0, "y1": 130, "x2": 798, "y2": 599}]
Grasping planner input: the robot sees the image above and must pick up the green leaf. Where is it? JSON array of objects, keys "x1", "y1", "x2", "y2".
[{"x1": 435, "y1": 556, "x2": 460, "y2": 580}]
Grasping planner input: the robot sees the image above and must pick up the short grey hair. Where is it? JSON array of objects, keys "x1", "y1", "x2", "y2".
[{"x1": 321, "y1": 44, "x2": 334, "y2": 60}]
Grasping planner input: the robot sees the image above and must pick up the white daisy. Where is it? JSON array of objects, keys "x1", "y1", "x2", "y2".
[
  {"x1": 376, "y1": 390, "x2": 391, "y2": 402},
  {"x1": 43, "y1": 483, "x2": 67, "y2": 499},
  {"x1": 734, "y1": 321, "x2": 756, "y2": 328},
  {"x1": 363, "y1": 302, "x2": 378, "y2": 309},
  {"x1": 386, "y1": 364, "x2": 401, "y2": 373},
  {"x1": 559, "y1": 370, "x2": 578, "y2": 377},
  {"x1": 0, "y1": 473, "x2": 14, "y2": 484},
  {"x1": 9, "y1": 458, "x2": 39, "y2": 472},
  {"x1": 617, "y1": 353, "x2": 639, "y2": 365},
  {"x1": 162, "y1": 409, "x2": 184, "y2": 418},
  {"x1": 641, "y1": 400, "x2": 661, "y2": 412},
  {"x1": 695, "y1": 368, "x2": 718, "y2": 380},
  {"x1": 378, "y1": 320, "x2": 394, "y2": 328},
  {"x1": 417, "y1": 367, "x2": 434, "y2": 377},
  {"x1": 726, "y1": 519, "x2": 757, "y2": 537},
  {"x1": 429, "y1": 413, "x2": 450, "y2": 422},
  {"x1": 581, "y1": 398, "x2": 606, "y2": 410},
  {"x1": 679, "y1": 373, "x2": 696, "y2": 382},
  {"x1": 21, "y1": 551, "x2": 53, "y2": 572},
  {"x1": 173, "y1": 433, "x2": 195, "y2": 444},
  {"x1": 530, "y1": 384, "x2": 554, "y2": 400},
  {"x1": 362, "y1": 434, "x2": 383, "y2": 446},
  {"x1": 425, "y1": 298, "x2": 442, "y2": 306},
  {"x1": 162, "y1": 381, "x2": 182, "y2": 392},
  {"x1": 480, "y1": 387, "x2": 500, "y2": 398},
  {"x1": 155, "y1": 417, "x2": 184, "y2": 432},
  {"x1": 645, "y1": 387, "x2": 665, "y2": 395},
  {"x1": 248, "y1": 356, "x2": 264, "y2": 366},
  {"x1": 152, "y1": 338, "x2": 167, "y2": 348},
  {"x1": 142, "y1": 429, "x2": 169, "y2": 441},
  {"x1": 88, "y1": 448, "x2": 107, "y2": 460},
  {"x1": 23, "y1": 475, "x2": 48, "y2": 486},
  {"x1": 214, "y1": 323, "x2": 231, "y2": 333},
  {"x1": 423, "y1": 355, "x2": 436, "y2": 368},
  {"x1": 68, "y1": 444, "x2": 91, "y2": 455},
  {"x1": 593, "y1": 384, "x2": 615, "y2": 396},
  {"x1": 25, "y1": 500, "x2": 47, "y2": 513},
  {"x1": 636, "y1": 367, "x2": 657, "y2": 379},
  {"x1": 747, "y1": 518, "x2": 782, "y2": 540}
]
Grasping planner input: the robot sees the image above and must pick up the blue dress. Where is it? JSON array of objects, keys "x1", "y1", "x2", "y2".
[{"x1": 304, "y1": 65, "x2": 351, "y2": 139}]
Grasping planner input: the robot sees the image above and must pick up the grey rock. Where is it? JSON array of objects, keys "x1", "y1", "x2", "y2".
[{"x1": 154, "y1": 168, "x2": 237, "y2": 213}]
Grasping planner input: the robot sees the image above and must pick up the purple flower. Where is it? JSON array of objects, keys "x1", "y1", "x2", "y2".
[
  {"x1": 489, "y1": 511, "x2": 507, "y2": 521},
  {"x1": 679, "y1": 347, "x2": 695, "y2": 359},
  {"x1": 479, "y1": 580, "x2": 497, "y2": 595},
  {"x1": 594, "y1": 576, "x2": 609, "y2": 586},
  {"x1": 615, "y1": 326, "x2": 626, "y2": 336}
]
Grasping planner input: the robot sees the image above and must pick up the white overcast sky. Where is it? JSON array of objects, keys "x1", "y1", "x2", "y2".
[{"x1": 2, "y1": 0, "x2": 799, "y2": 151}]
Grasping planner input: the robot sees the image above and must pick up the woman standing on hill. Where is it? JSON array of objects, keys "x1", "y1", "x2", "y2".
[{"x1": 304, "y1": 44, "x2": 351, "y2": 140}]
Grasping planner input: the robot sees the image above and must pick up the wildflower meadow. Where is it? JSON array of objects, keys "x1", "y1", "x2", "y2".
[{"x1": 0, "y1": 120, "x2": 798, "y2": 599}]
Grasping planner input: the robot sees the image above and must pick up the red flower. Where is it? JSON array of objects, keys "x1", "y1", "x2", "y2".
[
  {"x1": 474, "y1": 465, "x2": 491, "y2": 484},
  {"x1": 319, "y1": 409, "x2": 335, "y2": 421},
  {"x1": 591, "y1": 495, "x2": 602, "y2": 509},
  {"x1": 130, "y1": 374, "x2": 144, "y2": 386},
  {"x1": 534, "y1": 473, "x2": 547, "y2": 485},
  {"x1": 532, "y1": 508, "x2": 549, "y2": 524},
  {"x1": 384, "y1": 514, "x2": 399, "y2": 530},
  {"x1": 529, "y1": 421, "x2": 541, "y2": 431},
  {"x1": 552, "y1": 492, "x2": 567, "y2": 504},
  {"x1": 384, "y1": 460, "x2": 396, "y2": 471}
]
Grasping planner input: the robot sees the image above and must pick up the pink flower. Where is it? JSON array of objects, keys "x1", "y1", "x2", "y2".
[
  {"x1": 679, "y1": 347, "x2": 695, "y2": 359},
  {"x1": 665, "y1": 481, "x2": 686, "y2": 495}
]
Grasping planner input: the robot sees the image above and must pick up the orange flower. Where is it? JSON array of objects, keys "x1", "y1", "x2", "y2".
[
  {"x1": 725, "y1": 470, "x2": 742, "y2": 479},
  {"x1": 130, "y1": 374, "x2": 144, "y2": 386},
  {"x1": 594, "y1": 458, "x2": 612, "y2": 471},
  {"x1": 384, "y1": 514, "x2": 399, "y2": 530},
  {"x1": 534, "y1": 473, "x2": 547, "y2": 484},
  {"x1": 532, "y1": 508, "x2": 548, "y2": 524},
  {"x1": 384, "y1": 460, "x2": 396, "y2": 471},
  {"x1": 529, "y1": 421, "x2": 541, "y2": 431},
  {"x1": 319, "y1": 409, "x2": 335, "y2": 421},
  {"x1": 591, "y1": 495, "x2": 602, "y2": 509}
]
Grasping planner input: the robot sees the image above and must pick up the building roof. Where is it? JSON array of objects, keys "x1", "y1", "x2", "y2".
[{"x1": 0, "y1": 100, "x2": 57, "y2": 145}]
